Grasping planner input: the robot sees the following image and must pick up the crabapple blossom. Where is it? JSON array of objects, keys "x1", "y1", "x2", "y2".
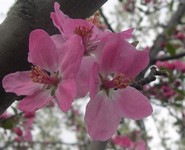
[
  {"x1": 51, "y1": 2, "x2": 134, "y2": 56},
  {"x1": 2, "y1": 29, "x2": 84, "y2": 113},
  {"x1": 85, "y1": 33, "x2": 152, "y2": 141}
]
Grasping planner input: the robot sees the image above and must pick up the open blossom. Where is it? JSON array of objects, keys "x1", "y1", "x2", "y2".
[
  {"x1": 51, "y1": 2, "x2": 102, "y2": 55},
  {"x1": 2, "y1": 29, "x2": 84, "y2": 112},
  {"x1": 85, "y1": 33, "x2": 152, "y2": 141},
  {"x1": 51, "y1": 2, "x2": 134, "y2": 55}
]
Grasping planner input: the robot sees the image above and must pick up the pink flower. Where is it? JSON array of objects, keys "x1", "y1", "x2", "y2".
[
  {"x1": 51, "y1": 2, "x2": 134, "y2": 56},
  {"x1": 3, "y1": 29, "x2": 84, "y2": 112},
  {"x1": 175, "y1": 32, "x2": 185, "y2": 40},
  {"x1": 112, "y1": 135, "x2": 132, "y2": 148},
  {"x1": 156, "y1": 61, "x2": 175, "y2": 70},
  {"x1": 51, "y1": 2, "x2": 102, "y2": 55},
  {"x1": 85, "y1": 33, "x2": 152, "y2": 141},
  {"x1": 13, "y1": 127, "x2": 23, "y2": 137}
]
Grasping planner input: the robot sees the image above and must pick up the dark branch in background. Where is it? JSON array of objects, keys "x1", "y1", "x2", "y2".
[
  {"x1": 99, "y1": 8, "x2": 115, "y2": 32},
  {"x1": 131, "y1": 66, "x2": 168, "y2": 90},
  {"x1": 155, "y1": 52, "x2": 185, "y2": 61}
]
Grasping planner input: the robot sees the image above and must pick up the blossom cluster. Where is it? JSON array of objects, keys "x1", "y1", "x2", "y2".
[{"x1": 2, "y1": 2, "x2": 152, "y2": 141}]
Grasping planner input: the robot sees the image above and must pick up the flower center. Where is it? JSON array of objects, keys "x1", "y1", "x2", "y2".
[
  {"x1": 30, "y1": 66, "x2": 58, "y2": 86},
  {"x1": 101, "y1": 73, "x2": 131, "y2": 90},
  {"x1": 74, "y1": 26, "x2": 93, "y2": 44}
]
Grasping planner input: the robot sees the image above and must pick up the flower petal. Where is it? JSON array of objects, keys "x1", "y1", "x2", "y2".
[
  {"x1": 120, "y1": 28, "x2": 134, "y2": 39},
  {"x1": 28, "y1": 29, "x2": 59, "y2": 72},
  {"x1": 2, "y1": 71, "x2": 41, "y2": 96},
  {"x1": 51, "y1": 34, "x2": 66, "y2": 50},
  {"x1": 75, "y1": 56, "x2": 95, "y2": 98},
  {"x1": 115, "y1": 42, "x2": 149, "y2": 78},
  {"x1": 59, "y1": 35, "x2": 84, "y2": 77},
  {"x1": 55, "y1": 78, "x2": 76, "y2": 112},
  {"x1": 18, "y1": 90, "x2": 53, "y2": 112},
  {"x1": 89, "y1": 62, "x2": 101, "y2": 99},
  {"x1": 50, "y1": 2, "x2": 69, "y2": 34},
  {"x1": 116, "y1": 86, "x2": 152, "y2": 120},
  {"x1": 85, "y1": 92, "x2": 122, "y2": 141},
  {"x1": 99, "y1": 34, "x2": 122, "y2": 75}
]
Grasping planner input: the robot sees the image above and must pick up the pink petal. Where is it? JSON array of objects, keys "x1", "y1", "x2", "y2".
[
  {"x1": 51, "y1": 34, "x2": 66, "y2": 50},
  {"x1": 18, "y1": 90, "x2": 53, "y2": 112},
  {"x1": 55, "y1": 78, "x2": 76, "y2": 112},
  {"x1": 89, "y1": 62, "x2": 101, "y2": 99},
  {"x1": 112, "y1": 136, "x2": 132, "y2": 148},
  {"x1": 59, "y1": 35, "x2": 84, "y2": 77},
  {"x1": 50, "y1": 2, "x2": 69, "y2": 34},
  {"x1": 120, "y1": 28, "x2": 134, "y2": 39},
  {"x1": 98, "y1": 33, "x2": 149, "y2": 78},
  {"x1": 75, "y1": 56, "x2": 95, "y2": 98},
  {"x1": 28, "y1": 29, "x2": 59, "y2": 72},
  {"x1": 115, "y1": 42, "x2": 149, "y2": 78},
  {"x1": 85, "y1": 92, "x2": 122, "y2": 141},
  {"x1": 99, "y1": 34, "x2": 122, "y2": 75},
  {"x1": 2, "y1": 71, "x2": 41, "y2": 96},
  {"x1": 116, "y1": 87, "x2": 152, "y2": 120}
]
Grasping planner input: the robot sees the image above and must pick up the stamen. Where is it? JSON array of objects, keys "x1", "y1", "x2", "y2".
[
  {"x1": 30, "y1": 66, "x2": 58, "y2": 85},
  {"x1": 87, "y1": 12, "x2": 100, "y2": 27},
  {"x1": 102, "y1": 73, "x2": 131, "y2": 90},
  {"x1": 74, "y1": 26, "x2": 93, "y2": 43}
]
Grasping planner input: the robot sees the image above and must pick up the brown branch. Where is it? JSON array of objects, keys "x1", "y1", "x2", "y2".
[
  {"x1": 99, "y1": 8, "x2": 115, "y2": 32},
  {"x1": 131, "y1": 66, "x2": 168, "y2": 90},
  {"x1": 155, "y1": 52, "x2": 185, "y2": 61}
]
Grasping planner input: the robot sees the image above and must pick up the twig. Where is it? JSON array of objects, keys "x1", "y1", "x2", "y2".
[
  {"x1": 155, "y1": 52, "x2": 185, "y2": 61},
  {"x1": 131, "y1": 66, "x2": 168, "y2": 90},
  {"x1": 99, "y1": 8, "x2": 115, "y2": 32}
]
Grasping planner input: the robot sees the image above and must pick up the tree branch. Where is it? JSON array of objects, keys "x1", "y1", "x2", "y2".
[{"x1": 155, "y1": 52, "x2": 185, "y2": 61}]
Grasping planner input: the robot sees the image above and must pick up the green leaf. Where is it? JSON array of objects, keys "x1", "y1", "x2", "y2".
[
  {"x1": 166, "y1": 43, "x2": 176, "y2": 56},
  {"x1": 1, "y1": 119, "x2": 14, "y2": 129}
]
